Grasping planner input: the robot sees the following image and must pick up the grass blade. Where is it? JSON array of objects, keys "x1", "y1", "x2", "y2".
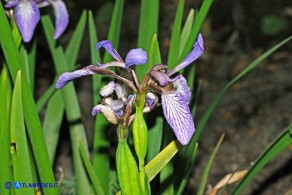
[
  {"x1": 179, "y1": 0, "x2": 213, "y2": 62},
  {"x1": 65, "y1": 10, "x2": 87, "y2": 69},
  {"x1": 1, "y1": 4, "x2": 58, "y2": 193},
  {"x1": 0, "y1": 65, "x2": 13, "y2": 195},
  {"x1": 10, "y1": 71, "x2": 34, "y2": 194},
  {"x1": 167, "y1": 0, "x2": 184, "y2": 69},
  {"x1": 80, "y1": 143, "x2": 105, "y2": 195},
  {"x1": 41, "y1": 15, "x2": 91, "y2": 194},
  {"x1": 197, "y1": 134, "x2": 225, "y2": 195},
  {"x1": 136, "y1": 0, "x2": 159, "y2": 82},
  {"x1": 43, "y1": 91, "x2": 64, "y2": 164},
  {"x1": 233, "y1": 125, "x2": 292, "y2": 194},
  {"x1": 179, "y1": 9, "x2": 194, "y2": 56}
]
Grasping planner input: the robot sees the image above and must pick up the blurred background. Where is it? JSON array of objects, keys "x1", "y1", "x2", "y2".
[{"x1": 30, "y1": 0, "x2": 292, "y2": 194}]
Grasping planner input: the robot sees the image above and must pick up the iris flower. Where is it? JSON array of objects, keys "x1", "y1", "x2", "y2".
[
  {"x1": 56, "y1": 34, "x2": 204, "y2": 145},
  {"x1": 5, "y1": 0, "x2": 68, "y2": 42}
]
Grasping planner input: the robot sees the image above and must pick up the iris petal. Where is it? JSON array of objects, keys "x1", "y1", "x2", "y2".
[
  {"x1": 14, "y1": 0, "x2": 40, "y2": 42},
  {"x1": 96, "y1": 40, "x2": 123, "y2": 62},
  {"x1": 92, "y1": 104, "x2": 118, "y2": 124},
  {"x1": 161, "y1": 91, "x2": 195, "y2": 145},
  {"x1": 172, "y1": 75, "x2": 191, "y2": 103},
  {"x1": 100, "y1": 81, "x2": 116, "y2": 97},
  {"x1": 56, "y1": 65, "x2": 96, "y2": 89},
  {"x1": 125, "y1": 48, "x2": 147, "y2": 69},
  {"x1": 168, "y1": 33, "x2": 204, "y2": 76},
  {"x1": 50, "y1": 0, "x2": 69, "y2": 39}
]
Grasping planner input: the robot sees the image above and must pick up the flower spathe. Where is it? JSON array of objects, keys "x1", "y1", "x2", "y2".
[
  {"x1": 56, "y1": 34, "x2": 204, "y2": 145},
  {"x1": 5, "y1": 0, "x2": 69, "y2": 42}
]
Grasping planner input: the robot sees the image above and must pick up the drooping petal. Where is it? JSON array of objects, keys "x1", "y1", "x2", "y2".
[
  {"x1": 168, "y1": 33, "x2": 204, "y2": 76},
  {"x1": 125, "y1": 48, "x2": 147, "y2": 69},
  {"x1": 96, "y1": 40, "x2": 123, "y2": 62},
  {"x1": 161, "y1": 91, "x2": 195, "y2": 145},
  {"x1": 149, "y1": 70, "x2": 177, "y2": 86},
  {"x1": 172, "y1": 75, "x2": 191, "y2": 103},
  {"x1": 100, "y1": 81, "x2": 116, "y2": 97},
  {"x1": 50, "y1": 0, "x2": 69, "y2": 39},
  {"x1": 14, "y1": 0, "x2": 40, "y2": 42},
  {"x1": 5, "y1": 0, "x2": 18, "y2": 8},
  {"x1": 92, "y1": 104, "x2": 118, "y2": 124},
  {"x1": 110, "y1": 100, "x2": 124, "y2": 111},
  {"x1": 55, "y1": 65, "x2": 96, "y2": 89}
]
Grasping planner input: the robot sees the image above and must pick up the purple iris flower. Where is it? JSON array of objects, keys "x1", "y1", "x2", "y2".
[
  {"x1": 55, "y1": 34, "x2": 204, "y2": 145},
  {"x1": 5, "y1": 0, "x2": 69, "y2": 42}
]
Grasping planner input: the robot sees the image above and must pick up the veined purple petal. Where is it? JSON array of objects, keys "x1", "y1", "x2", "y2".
[
  {"x1": 50, "y1": 0, "x2": 69, "y2": 39},
  {"x1": 168, "y1": 33, "x2": 204, "y2": 76},
  {"x1": 56, "y1": 65, "x2": 96, "y2": 89},
  {"x1": 110, "y1": 100, "x2": 124, "y2": 111},
  {"x1": 14, "y1": 0, "x2": 40, "y2": 42},
  {"x1": 92, "y1": 104, "x2": 118, "y2": 124},
  {"x1": 100, "y1": 81, "x2": 116, "y2": 97},
  {"x1": 125, "y1": 48, "x2": 147, "y2": 69},
  {"x1": 172, "y1": 75, "x2": 191, "y2": 103},
  {"x1": 115, "y1": 83, "x2": 127, "y2": 102},
  {"x1": 96, "y1": 40, "x2": 123, "y2": 62},
  {"x1": 161, "y1": 92, "x2": 195, "y2": 145}
]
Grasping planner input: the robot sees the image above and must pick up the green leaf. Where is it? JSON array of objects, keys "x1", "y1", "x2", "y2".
[
  {"x1": 0, "y1": 3, "x2": 57, "y2": 193},
  {"x1": 197, "y1": 134, "x2": 225, "y2": 195},
  {"x1": 145, "y1": 141, "x2": 181, "y2": 181},
  {"x1": 43, "y1": 91, "x2": 64, "y2": 164},
  {"x1": 136, "y1": 0, "x2": 159, "y2": 82},
  {"x1": 89, "y1": 11, "x2": 110, "y2": 194},
  {"x1": 179, "y1": 9, "x2": 194, "y2": 56},
  {"x1": 80, "y1": 143, "x2": 105, "y2": 195},
  {"x1": 233, "y1": 125, "x2": 292, "y2": 194},
  {"x1": 179, "y1": 0, "x2": 213, "y2": 62},
  {"x1": 167, "y1": 0, "x2": 184, "y2": 69},
  {"x1": 146, "y1": 117, "x2": 163, "y2": 163},
  {"x1": 41, "y1": 15, "x2": 91, "y2": 194},
  {"x1": 65, "y1": 10, "x2": 87, "y2": 69},
  {"x1": 146, "y1": 34, "x2": 162, "y2": 70},
  {"x1": 0, "y1": 65, "x2": 13, "y2": 195},
  {"x1": 36, "y1": 81, "x2": 56, "y2": 113},
  {"x1": 104, "y1": 0, "x2": 124, "y2": 63},
  {"x1": 10, "y1": 71, "x2": 34, "y2": 194}
]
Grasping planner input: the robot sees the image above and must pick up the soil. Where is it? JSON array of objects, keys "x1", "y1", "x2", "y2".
[{"x1": 33, "y1": 0, "x2": 292, "y2": 194}]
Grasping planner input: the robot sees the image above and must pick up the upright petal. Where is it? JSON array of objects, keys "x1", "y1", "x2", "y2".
[
  {"x1": 168, "y1": 33, "x2": 204, "y2": 76},
  {"x1": 149, "y1": 70, "x2": 177, "y2": 86},
  {"x1": 14, "y1": 0, "x2": 40, "y2": 42},
  {"x1": 56, "y1": 65, "x2": 96, "y2": 89},
  {"x1": 161, "y1": 91, "x2": 195, "y2": 145},
  {"x1": 5, "y1": 0, "x2": 18, "y2": 8},
  {"x1": 50, "y1": 0, "x2": 69, "y2": 39},
  {"x1": 96, "y1": 40, "x2": 123, "y2": 62},
  {"x1": 92, "y1": 104, "x2": 118, "y2": 124},
  {"x1": 125, "y1": 48, "x2": 147, "y2": 69}
]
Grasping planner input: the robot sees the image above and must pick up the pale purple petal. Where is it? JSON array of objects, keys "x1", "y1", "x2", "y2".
[
  {"x1": 110, "y1": 100, "x2": 124, "y2": 111},
  {"x1": 92, "y1": 104, "x2": 118, "y2": 124},
  {"x1": 96, "y1": 40, "x2": 123, "y2": 62},
  {"x1": 50, "y1": 0, "x2": 69, "y2": 39},
  {"x1": 172, "y1": 75, "x2": 191, "y2": 103},
  {"x1": 149, "y1": 70, "x2": 177, "y2": 86},
  {"x1": 56, "y1": 65, "x2": 96, "y2": 89},
  {"x1": 115, "y1": 83, "x2": 127, "y2": 103},
  {"x1": 125, "y1": 48, "x2": 147, "y2": 69},
  {"x1": 5, "y1": 0, "x2": 18, "y2": 8},
  {"x1": 168, "y1": 33, "x2": 204, "y2": 76},
  {"x1": 161, "y1": 92, "x2": 195, "y2": 145},
  {"x1": 100, "y1": 81, "x2": 116, "y2": 97},
  {"x1": 146, "y1": 92, "x2": 158, "y2": 108},
  {"x1": 14, "y1": 0, "x2": 40, "y2": 42}
]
